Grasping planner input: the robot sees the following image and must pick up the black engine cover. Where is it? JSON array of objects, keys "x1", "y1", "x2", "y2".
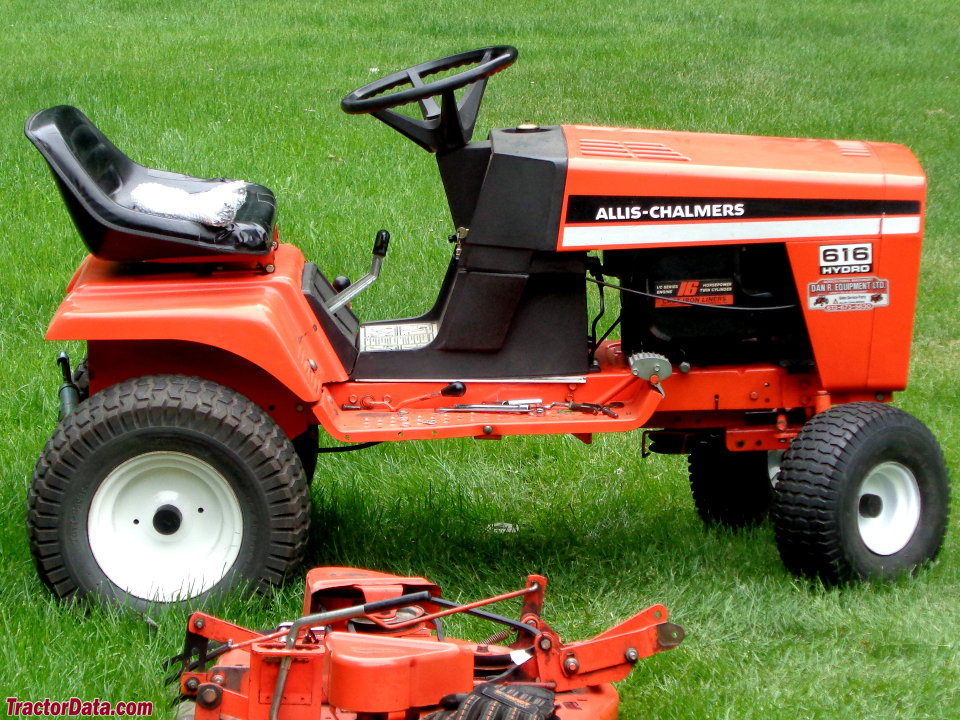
[{"x1": 605, "y1": 244, "x2": 811, "y2": 367}]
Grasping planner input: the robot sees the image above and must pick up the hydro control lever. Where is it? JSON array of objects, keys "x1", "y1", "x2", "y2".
[{"x1": 326, "y1": 230, "x2": 390, "y2": 313}]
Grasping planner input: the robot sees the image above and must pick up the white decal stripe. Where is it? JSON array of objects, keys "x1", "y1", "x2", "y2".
[
  {"x1": 881, "y1": 216, "x2": 922, "y2": 235},
  {"x1": 560, "y1": 216, "x2": 922, "y2": 248}
]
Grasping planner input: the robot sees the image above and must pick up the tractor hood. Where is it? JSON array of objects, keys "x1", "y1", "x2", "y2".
[{"x1": 557, "y1": 124, "x2": 925, "y2": 251}]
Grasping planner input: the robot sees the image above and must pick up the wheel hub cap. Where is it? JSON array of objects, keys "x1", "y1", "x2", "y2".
[
  {"x1": 88, "y1": 451, "x2": 243, "y2": 601},
  {"x1": 153, "y1": 504, "x2": 184, "y2": 535},
  {"x1": 856, "y1": 461, "x2": 921, "y2": 556}
]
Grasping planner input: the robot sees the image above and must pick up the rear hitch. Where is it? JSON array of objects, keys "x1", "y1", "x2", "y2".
[{"x1": 56, "y1": 351, "x2": 80, "y2": 419}]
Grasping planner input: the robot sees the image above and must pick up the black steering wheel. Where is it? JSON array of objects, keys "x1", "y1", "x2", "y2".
[{"x1": 341, "y1": 46, "x2": 518, "y2": 153}]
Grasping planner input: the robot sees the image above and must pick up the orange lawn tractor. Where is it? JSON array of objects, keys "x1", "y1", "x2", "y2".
[
  {"x1": 168, "y1": 567, "x2": 684, "y2": 720},
  {"x1": 26, "y1": 46, "x2": 949, "y2": 608}
]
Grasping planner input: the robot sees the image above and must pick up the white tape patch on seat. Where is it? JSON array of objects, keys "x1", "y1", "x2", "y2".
[{"x1": 130, "y1": 180, "x2": 247, "y2": 226}]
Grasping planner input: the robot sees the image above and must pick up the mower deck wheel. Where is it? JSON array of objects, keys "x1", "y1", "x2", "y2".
[
  {"x1": 28, "y1": 374, "x2": 311, "y2": 607},
  {"x1": 773, "y1": 402, "x2": 949, "y2": 583},
  {"x1": 688, "y1": 437, "x2": 774, "y2": 528}
]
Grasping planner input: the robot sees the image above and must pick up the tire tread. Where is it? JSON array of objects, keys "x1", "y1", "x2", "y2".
[
  {"x1": 773, "y1": 402, "x2": 949, "y2": 583},
  {"x1": 688, "y1": 436, "x2": 773, "y2": 528},
  {"x1": 28, "y1": 375, "x2": 310, "y2": 604}
]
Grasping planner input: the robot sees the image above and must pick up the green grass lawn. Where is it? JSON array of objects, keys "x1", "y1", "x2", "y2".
[{"x1": 2, "y1": 0, "x2": 958, "y2": 717}]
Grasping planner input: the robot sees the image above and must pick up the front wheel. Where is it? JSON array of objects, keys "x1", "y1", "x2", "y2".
[
  {"x1": 28, "y1": 375, "x2": 311, "y2": 607},
  {"x1": 772, "y1": 402, "x2": 949, "y2": 583},
  {"x1": 688, "y1": 436, "x2": 776, "y2": 528}
]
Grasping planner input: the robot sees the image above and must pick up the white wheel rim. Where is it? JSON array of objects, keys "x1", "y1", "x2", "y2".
[
  {"x1": 88, "y1": 451, "x2": 243, "y2": 602},
  {"x1": 767, "y1": 450, "x2": 784, "y2": 487},
  {"x1": 856, "y1": 461, "x2": 921, "y2": 556}
]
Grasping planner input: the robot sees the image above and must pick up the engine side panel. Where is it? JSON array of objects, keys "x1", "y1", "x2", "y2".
[
  {"x1": 559, "y1": 124, "x2": 926, "y2": 392},
  {"x1": 558, "y1": 124, "x2": 923, "y2": 251}
]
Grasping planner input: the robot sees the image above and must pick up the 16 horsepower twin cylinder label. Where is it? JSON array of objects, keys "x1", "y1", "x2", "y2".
[{"x1": 654, "y1": 279, "x2": 734, "y2": 308}]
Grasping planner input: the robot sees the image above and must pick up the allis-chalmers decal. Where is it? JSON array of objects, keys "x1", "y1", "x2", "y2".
[
  {"x1": 807, "y1": 277, "x2": 889, "y2": 312},
  {"x1": 593, "y1": 203, "x2": 745, "y2": 221},
  {"x1": 560, "y1": 196, "x2": 921, "y2": 249},
  {"x1": 565, "y1": 196, "x2": 920, "y2": 224}
]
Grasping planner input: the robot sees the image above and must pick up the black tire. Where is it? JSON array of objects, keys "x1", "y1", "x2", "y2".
[
  {"x1": 292, "y1": 425, "x2": 319, "y2": 483},
  {"x1": 28, "y1": 375, "x2": 311, "y2": 608},
  {"x1": 72, "y1": 355, "x2": 90, "y2": 401},
  {"x1": 773, "y1": 402, "x2": 949, "y2": 583},
  {"x1": 688, "y1": 436, "x2": 776, "y2": 527}
]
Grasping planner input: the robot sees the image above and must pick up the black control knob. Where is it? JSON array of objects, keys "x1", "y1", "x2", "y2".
[{"x1": 372, "y1": 229, "x2": 390, "y2": 257}]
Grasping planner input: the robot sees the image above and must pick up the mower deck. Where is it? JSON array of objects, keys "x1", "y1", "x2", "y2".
[{"x1": 171, "y1": 567, "x2": 683, "y2": 720}]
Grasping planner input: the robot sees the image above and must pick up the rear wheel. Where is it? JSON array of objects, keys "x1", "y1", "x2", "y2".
[
  {"x1": 72, "y1": 355, "x2": 90, "y2": 401},
  {"x1": 688, "y1": 436, "x2": 775, "y2": 527},
  {"x1": 28, "y1": 375, "x2": 311, "y2": 607},
  {"x1": 773, "y1": 402, "x2": 949, "y2": 583}
]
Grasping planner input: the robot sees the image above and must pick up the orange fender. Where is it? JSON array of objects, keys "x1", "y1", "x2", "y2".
[{"x1": 47, "y1": 244, "x2": 346, "y2": 432}]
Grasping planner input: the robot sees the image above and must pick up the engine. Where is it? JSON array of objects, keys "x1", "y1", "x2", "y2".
[{"x1": 604, "y1": 244, "x2": 812, "y2": 367}]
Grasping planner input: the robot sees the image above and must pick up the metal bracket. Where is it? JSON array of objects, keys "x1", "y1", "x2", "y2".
[{"x1": 627, "y1": 352, "x2": 672, "y2": 397}]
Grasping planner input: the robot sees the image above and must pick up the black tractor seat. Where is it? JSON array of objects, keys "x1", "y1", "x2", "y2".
[{"x1": 26, "y1": 106, "x2": 276, "y2": 262}]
